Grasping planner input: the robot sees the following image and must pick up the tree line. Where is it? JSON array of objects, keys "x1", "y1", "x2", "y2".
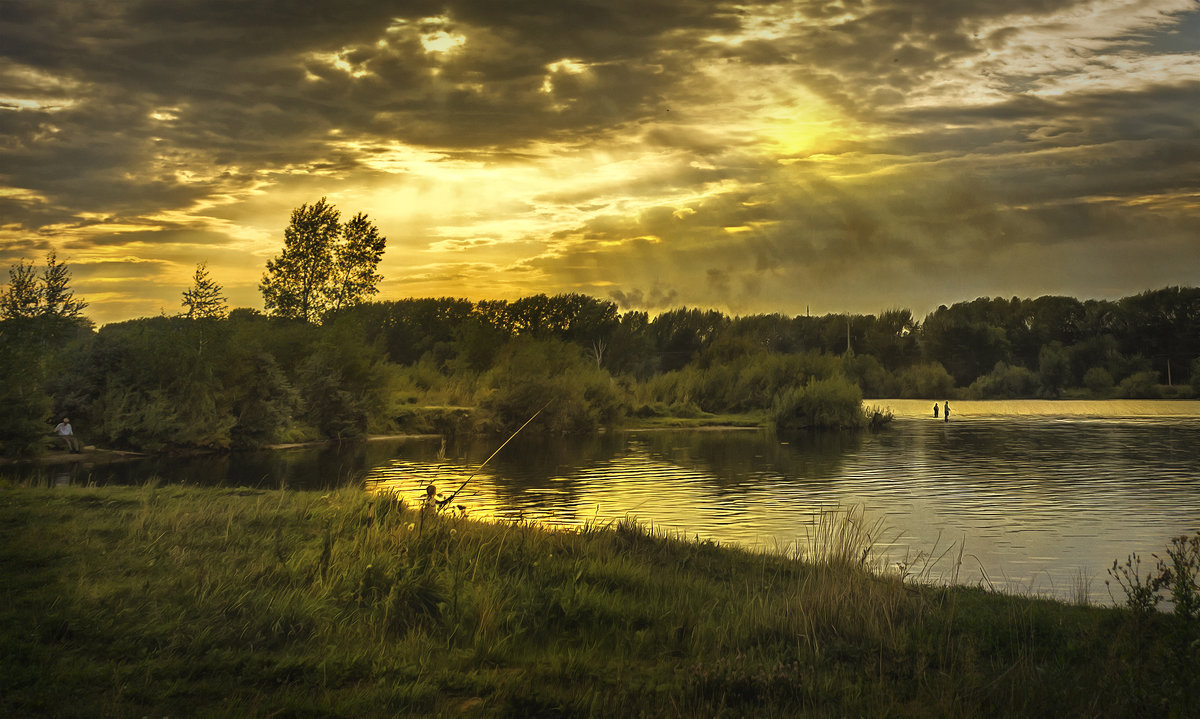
[{"x1": 3, "y1": 200, "x2": 1198, "y2": 456}]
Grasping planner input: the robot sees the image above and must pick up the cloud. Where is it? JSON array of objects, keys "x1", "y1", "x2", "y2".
[{"x1": 0, "y1": 0, "x2": 1198, "y2": 322}]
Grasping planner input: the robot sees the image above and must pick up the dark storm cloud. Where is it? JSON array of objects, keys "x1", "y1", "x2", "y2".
[
  {"x1": 0, "y1": 0, "x2": 756, "y2": 232},
  {"x1": 2, "y1": 0, "x2": 1185, "y2": 211},
  {"x1": 2, "y1": 0, "x2": 1198, "y2": 320}
]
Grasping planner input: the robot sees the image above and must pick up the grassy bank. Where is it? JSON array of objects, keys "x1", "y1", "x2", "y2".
[{"x1": 1, "y1": 485, "x2": 1196, "y2": 718}]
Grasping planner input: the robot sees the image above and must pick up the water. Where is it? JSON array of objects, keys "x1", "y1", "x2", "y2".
[{"x1": 9, "y1": 400, "x2": 1200, "y2": 605}]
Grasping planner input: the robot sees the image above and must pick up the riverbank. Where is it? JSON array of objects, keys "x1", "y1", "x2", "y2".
[
  {"x1": 2, "y1": 485, "x2": 1195, "y2": 717},
  {"x1": 0, "y1": 409, "x2": 769, "y2": 468}
]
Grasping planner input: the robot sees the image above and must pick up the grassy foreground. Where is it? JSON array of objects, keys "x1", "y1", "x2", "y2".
[{"x1": 0, "y1": 486, "x2": 1194, "y2": 718}]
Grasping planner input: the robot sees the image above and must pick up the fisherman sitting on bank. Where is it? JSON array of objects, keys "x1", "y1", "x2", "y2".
[{"x1": 54, "y1": 417, "x2": 80, "y2": 453}]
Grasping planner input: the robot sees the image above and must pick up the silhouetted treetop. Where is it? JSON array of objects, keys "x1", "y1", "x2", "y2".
[{"x1": 260, "y1": 198, "x2": 386, "y2": 323}]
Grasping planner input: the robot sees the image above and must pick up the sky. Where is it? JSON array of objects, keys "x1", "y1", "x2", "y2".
[{"x1": 1, "y1": 0, "x2": 1198, "y2": 325}]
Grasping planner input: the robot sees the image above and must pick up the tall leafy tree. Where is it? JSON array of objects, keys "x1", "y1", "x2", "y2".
[
  {"x1": 0, "y1": 251, "x2": 89, "y2": 455},
  {"x1": 328, "y1": 212, "x2": 386, "y2": 314},
  {"x1": 260, "y1": 198, "x2": 386, "y2": 323},
  {"x1": 181, "y1": 262, "x2": 228, "y2": 319}
]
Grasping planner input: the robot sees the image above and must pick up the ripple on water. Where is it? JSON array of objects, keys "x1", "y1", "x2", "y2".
[{"x1": 362, "y1": 412, "x2": 1200, "y2": 604}]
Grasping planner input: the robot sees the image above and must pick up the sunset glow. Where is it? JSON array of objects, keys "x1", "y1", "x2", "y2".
[{"x1": 1, "y1": 1, "x2": 1198, "y2": 324}]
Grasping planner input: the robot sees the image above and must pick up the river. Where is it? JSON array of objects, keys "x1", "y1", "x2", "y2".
[{"x1": 10, "y1": 399, "x2": 1200, "y2": 605}]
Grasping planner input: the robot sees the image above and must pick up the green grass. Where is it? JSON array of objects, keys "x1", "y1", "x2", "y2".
[{"x1": 1, "y1": 485, "x2": 1196, "y2": 717}]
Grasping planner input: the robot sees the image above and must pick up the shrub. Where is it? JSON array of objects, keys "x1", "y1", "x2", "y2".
[
  {"x1": 1108, "y1": 532, "x2": 1200, "y2": 620},
  {"x1": 1082, "y1": 366, "x2": 1114, "y2": 396},
  {"x1": 968, "y1": 361, "x2": 1038, "y2": 399},
  {"x1": 1115, "y1": 371, "x2": 1161, "y2": 399},
  {"x1": 895, "y1": 362, "x2": 955, "y2": 398},
  {"x1": 638, "y1": 351, "x2": 847, "y2": 415},
  {"x1": 772, "y1": 375, "x2": 865, "y2": 431},
  {"x1": 1038, "y1": 342, "x2": 1070, "y2": 397},
  {"x1": 843, "y1": 353, "x2": 898, "y2": 398},
  {"x1": 479, "y1": 337, "x2": 623, "y2": 434}
]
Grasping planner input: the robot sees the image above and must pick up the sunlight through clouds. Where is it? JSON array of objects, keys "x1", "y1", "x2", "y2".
[{"x1": 0, "y1": 0, "x2": 1197, "y2": 323}]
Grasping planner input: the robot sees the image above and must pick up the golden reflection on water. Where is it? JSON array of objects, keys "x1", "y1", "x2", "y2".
[{"x1": 878, "y1": 398, "x2": 1200, "y2": 419}]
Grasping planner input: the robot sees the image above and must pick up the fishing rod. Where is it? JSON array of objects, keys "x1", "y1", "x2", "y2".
[{"x1": 440, "y1": 401, "x2": 551, "y2": 508}]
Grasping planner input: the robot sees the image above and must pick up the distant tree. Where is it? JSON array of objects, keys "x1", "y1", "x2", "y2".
[
  {"x1": 1116, "y1": 370, "x2": 1161, "y2": 399},
  {"x1": 604, "y1": 310, "x2": 655, "y2": 378},
  {"x1": 969, "y1": 361, "x2": 1038, "y2": 399},
  {"x1": 919, "y1": 303, "x2": 1011, "y2": 386},
  {"x1": 0, "y1": 260, "x2": 40, "y2": 320},
  {"x1": 650, "y1": 308, "x2": 728, "y2": 372},
  {"x1": 1083, "y1": 366, "x2": 1114, "y2": 396},
  {"x1": 260, "y1": 198, "x2": 386, "y2": 323},
  {"x1": 863, "y1": 308, "x2": 920, "y2": 370},
  {"x1": 41, "y1": 252, "x2": 87, "y2": 319},
  {"x1": 1038, "y1": 342, "x2": 1070, "y2": 397},
  {"x1": 181, "y1": 262, "x2": 228, "y2": 319},
  {"x1": 0, "y1": 251, "x2": 87, "y2": 321},
  {"x1": 895, "y1": 362, "x2": 956, "y2": 398}
]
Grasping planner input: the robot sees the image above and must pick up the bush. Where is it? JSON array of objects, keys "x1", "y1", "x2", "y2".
[
  {"x1": 1082, "y1": 366, "x2": 1114, "y2": 396},
  {"x1": 637, "y1": 351, "x2": 846, "y2": 415},
  {"x1": 296, "y1": 354, "x2": 368, "y2": 440},
  {"x1": 772, "y1": 375, "x2": 865, "y2": 430},
  {"x1": 1115, "y1": 371, "x2": 1162, "y2": 399},
  {"x1": 1038, "y1": 342, "x2": 1070, "y2": 397},
  {"x1": 968, "y1": 361, "x2": 1038, "y2": 399},
  {"x1": 479, "y1": 338, "x2": 624, "y2": 434},
  {"x1": 843, "y1": 354, "x2": 898, "y2": 398},
  {"x1": 895, "y1": 362, "x2": 955, "y2": 398}
]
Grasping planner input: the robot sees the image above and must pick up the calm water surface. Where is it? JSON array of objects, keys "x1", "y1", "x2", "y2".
[{"x1": 12, "y1": 400, "x2": 1200, "y2": 604}]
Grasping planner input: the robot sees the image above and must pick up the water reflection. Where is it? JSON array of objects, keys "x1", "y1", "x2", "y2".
[
  {"x1": 6, "y1": 402, "x2": 1200, "y2": 605},
  {"x1": 362, "y1": 416, "x2": 1200, "y2": 605},
  {"x1": 6, "y1": 439, "x2": 424, "y2": 491}
]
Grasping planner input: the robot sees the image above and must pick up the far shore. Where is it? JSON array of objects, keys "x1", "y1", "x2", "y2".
[
  {"x1": 0, "y1": 433, "x2": 439, "y2": 468},
  {"x1": 6, "y1": 398, "x2": 1197, "y2": 468}
]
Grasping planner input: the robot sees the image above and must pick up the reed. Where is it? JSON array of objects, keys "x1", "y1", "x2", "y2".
[{"x1": 0, "y1": 484, "x2": 1191, "y2": 717}]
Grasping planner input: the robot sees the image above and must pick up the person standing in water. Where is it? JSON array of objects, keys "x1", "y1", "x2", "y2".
[
  {"x1": 933, "y1": 403, "x2": 939, "y2": 418},
  {"x1": 943, "y1": 401, "x2": 951, "y2": 422}
]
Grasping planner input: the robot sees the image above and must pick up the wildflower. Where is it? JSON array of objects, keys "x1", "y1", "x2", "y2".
[{"x1": 406, "y1": 522, "x2": 415, "y2": 532}]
